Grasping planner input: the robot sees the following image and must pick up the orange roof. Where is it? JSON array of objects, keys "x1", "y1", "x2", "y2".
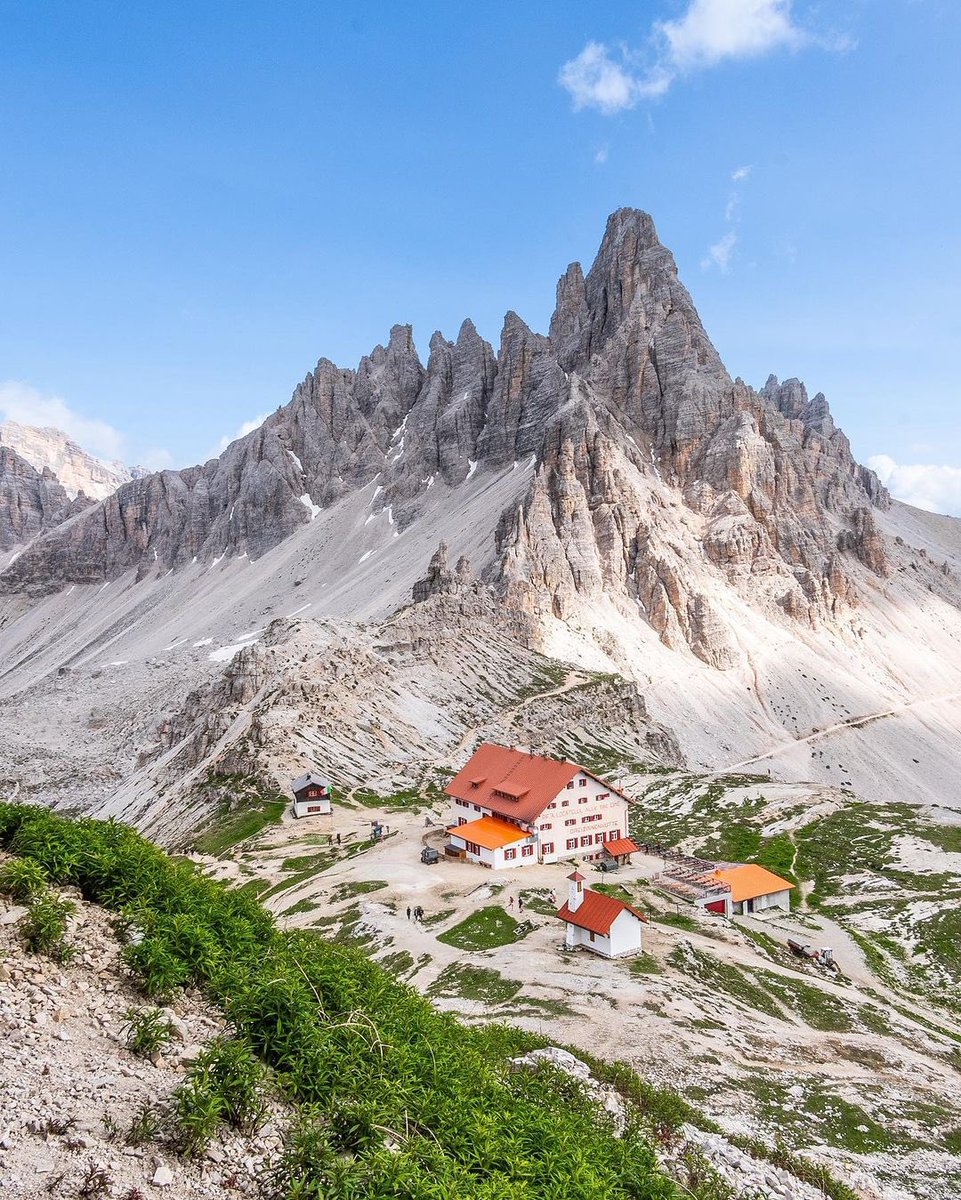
[
  {"x1": 447, "y1": 815, "x2": 529, "y2": 851},
  {"x1": 708, "y1": 864, "x2": 794, "y2": 902},
  {"x1": 445, "y1": 743, "x2": 628, "y2": 824},
  {"x1": 602, "y1": 837, "x2": 639, "y2": 857},
  {"x1": 557, "y1": 888, "x2": 648, "y2": 936}
]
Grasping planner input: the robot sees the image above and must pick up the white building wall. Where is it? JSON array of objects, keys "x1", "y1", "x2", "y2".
[
  {"x1": 607, "y1": 909, "x2": 643, "y2": 957},
  {"x1": 536, "y1": 773, "x2": 629, "y2": 864},
  {"x1": 565, "y1": 922, "x2": 613, "y2": 957},
  {"x1": 293, "y1": 796, "x2": 331, "y2": 818},
  {"x1": 751, "y1": 888, "x2": 792, "y2": 913}
]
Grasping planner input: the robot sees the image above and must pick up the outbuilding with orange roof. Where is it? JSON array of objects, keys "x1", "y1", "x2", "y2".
[{"x1": 695, "y1": 863, "x2": 795, "y2": 918}]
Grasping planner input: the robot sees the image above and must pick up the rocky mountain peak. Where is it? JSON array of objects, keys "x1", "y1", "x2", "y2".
[{"x1": 0, "y1": 208, "x2": 896, "y2": 669}]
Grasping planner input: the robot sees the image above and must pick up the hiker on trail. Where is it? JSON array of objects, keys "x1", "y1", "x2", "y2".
[
  {"x1": 415, "y1": 905, "x2": 423, "y2": 922},
  {"x1": 336, "y1": 833, "x2": 341, "y2": 846},
  {"x1": 508, "y1": 896, "x2": 514, "y2": 909},
  {"x1": 406, "y1": 906, "x2": 411, "y2": 920},
  {"x1": 518, "y1": 897, "x2": 524, "y2": 914}
]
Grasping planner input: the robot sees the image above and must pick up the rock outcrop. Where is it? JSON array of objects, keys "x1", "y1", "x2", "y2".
[{"x1": 0, "y1": 445, "x2": 91, "y2": 554}]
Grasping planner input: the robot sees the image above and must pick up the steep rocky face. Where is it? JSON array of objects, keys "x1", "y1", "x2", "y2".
[
  {"x1": 0, "y1": 208, "x2": 892, "y2": 669},
  {"x1": 0, "y1": 444, "x2": 91, "y2": 555},
  {"x1": 0, "y1": 420, "x2": 147, "y2": 501}
]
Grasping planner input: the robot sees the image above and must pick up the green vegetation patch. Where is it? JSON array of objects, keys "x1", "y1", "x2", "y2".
[
  {"x1": 436, "y1": 904, "x2": 527, "y2": 951},
  {"x1": 755, "y1": 970, "x2": 854, "y2": 1032},
  {"x1": 328, "y1": 879, "x2": 388, "y2": 905},
  {"x1": 629, "y1": 953, "x2": 663, "y2": 976},
  {"x1": 427, "y1": 962, "x2": 523, "y2": 1005},
  {"x1": 192, "y1": 772, "x2": 287, "y2": 856},
  {"x1": 668, "y1": 945, "x2": 783, "y2": 1018}
]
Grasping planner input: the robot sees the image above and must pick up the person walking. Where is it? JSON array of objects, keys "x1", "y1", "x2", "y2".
[
  {"x1": 406, "y1": 906, "x2": 411, "y2": 920},
  {"x1": 518, "y1": 897, "x2": 524, "y2": 914},
  {"x1": 508, "y1": 895, "x2": 514, "y2": 910}
]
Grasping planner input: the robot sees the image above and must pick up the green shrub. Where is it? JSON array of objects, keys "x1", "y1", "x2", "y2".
[
  {"x1": 0, "y1": 856, "x2": 48, "y2": 901},
  {"x1": 194, "y1": 1036, "x2": 267, "y2": 1133},
  {"x1": 122, "y1": 1006, "x2": 175, "y2": 1057},
  {"x1": 21, "y1": 891, "x2": 75, "y2": 960},
  {"x1": 173, "y1": 1077, "x2": 224, "y2": 1156},
  {"x1": 126, "y1": 1101, "x2": 164, "y2": 1146}
]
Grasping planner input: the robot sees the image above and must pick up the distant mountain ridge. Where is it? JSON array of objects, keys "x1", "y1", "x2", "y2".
[{"x1": 0, "y1": 419, "x2": 148, "y2": 502}]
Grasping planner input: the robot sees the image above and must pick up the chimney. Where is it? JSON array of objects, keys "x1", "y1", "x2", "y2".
[{"x1": 567, "y1": 870, "x2": 585, "y2": 913}]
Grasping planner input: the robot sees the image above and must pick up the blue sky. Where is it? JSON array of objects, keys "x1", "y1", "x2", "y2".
[{"x1": 1, "y1": 1, "x2": 959, "y2": 512}]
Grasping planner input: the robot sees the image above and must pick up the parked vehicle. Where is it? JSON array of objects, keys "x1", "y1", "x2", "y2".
[
  {"x1": 420, "y1": 847, "x2": 439, "y2": 865},
  {"x1": 597, "y1": 859, "x2": 620, "y2": 873}
]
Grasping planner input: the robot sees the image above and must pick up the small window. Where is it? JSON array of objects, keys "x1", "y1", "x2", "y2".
[
  {"x1": 473, "y1": 804, "x2": 481, "y2": 812},
  {"x1": 589, "y1": 931, "x2": 596, "y2": 943},
  {"x1": 566, "y1": 781, "x2": 575, "y2": 789},
  {"x1": 566, "y1": 838, "x2": 577, "y2": 850},
  {"x1": 504, "y1": 848, "x2": 516, "y2": 860},
  {"x1": 561, "y1": 800, "x2": 570, "y2": 808},
  {"x1": 458, "y1": 817, "x2": 467, "y2": 826},
  {"x1": 597, "y1": 792, "x2": 609, "y2": 801},
  {"x1": 579, "y1": 797, "x2": 588, "y2": 805},
  {"x1": 579, "y1": 779, "x2": 587, "y2": 788},
  {"x1": 540, "y1": 822, "x2": 552, "y2": 830},
  {"x1": 541, "y1": 842, "x2": 554, "y2": 855},
  {"x1": 594, "y1": 833, "x2": 605, "y2": 844},
  {"x1": 565, "y1": 818, "x2": 576, "y2": 826},
  {"x1": 547, "y1": 802, "x2": 556, "y2": 809},
  {"x1": 580, "y1": 836, "x2": 591, "y2": 847},
  {"x1": 521, "y1": 844, "x2": 534, "y2": 857}
]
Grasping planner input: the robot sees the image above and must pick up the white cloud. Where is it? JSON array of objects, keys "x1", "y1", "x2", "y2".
[
  {"x1": 658, "y1": 0, "x2": 805, "y2": 72},
  {"x1": 701, "y1": 230, "x2": 738, "y2": 272},
  {"x1": 868, "y1": 454, "x2": 961, "y2": 517},
  {"x1": 560, "y1": 0, "x2": 824, "y2": 111},
  {"x1": 594, "y1": 145, "x2": 609, "y2": 165},
  {"x1": 558, "y1": 42, "x2": 667, "y2": 114},
  {"x1": 731, "y1": 164, "x2": 753, "y2": 182},
  {"x1": 211, "y1": 413, "x2": 269, "y2": 458},
  {"x1": 0, "y1": 380, "x2": 128, "y2": 462}
]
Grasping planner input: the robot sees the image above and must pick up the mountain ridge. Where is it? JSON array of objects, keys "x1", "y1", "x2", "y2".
[{"x1": 0, "y1": 209, "x2": 892, "y2": 668}]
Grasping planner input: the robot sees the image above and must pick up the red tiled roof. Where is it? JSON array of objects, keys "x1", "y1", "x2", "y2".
[
  {"x1": 602, "y1": 837, "x2": 639, "y2": 857},
  {"x1": 445, "y1": 743, "x2": 627, "y2": 824},
  {"x1": 556, "y1": 889, "x2": 648, "y2": 936},
  {"x1": 446, "y1": 743, "x2": 577, "y2": 822},
  {"x1": 447, "y1": 815, "x2": 529, "y2": 851}
]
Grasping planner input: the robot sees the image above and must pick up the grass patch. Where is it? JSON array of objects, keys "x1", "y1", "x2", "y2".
[
  {"x1": 755, "y1": 970, "x2": 854, "y2": 1032},
  {"x1": 328, "y1": 879, "x2": 388, "y2": 905},
  {"x1": 655, "y1": 911, "x2": 699, "y2": 932},
  {"x1": 436, "y1": 905, "x2": 527, "y2": 951},
  {"x1": 421, "y1": 907, "x2": 456, "y2": 928},
  {"x1": 668, "y1": 945, "x2": 783, "y2": 1018},
  {"x1": 629, "y1": 953, "x2": 663, "y2": 976},
  {"x1": 519, "y1": 888, "x2": 558, "y2": 917},
  {"x1": 194, "y1": 799, "x2": 286, "y2": 857},
  {"x1": 428, "y1": 962, "x2": 522, "y2": 1005}
]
